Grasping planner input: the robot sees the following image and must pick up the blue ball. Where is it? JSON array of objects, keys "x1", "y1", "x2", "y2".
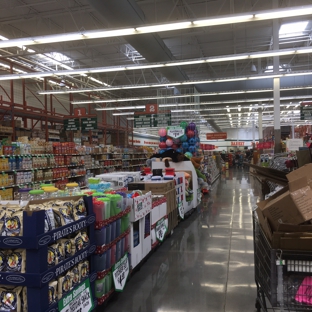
[
  {"x1": 188, "y1": 138, "x2": 196, "y2": 145},
  {"x1": 188, "y1": 146, "x2": 196, "y2": 153},
  {"x1": 159, "y1": 136, "x2": 167, "y2": 142},
  {"x1": 176, "y1": 148, "x2": 183, "y2": 153},
  {"x1": 182, "y1": 142, "x2": 189, "y2": 149},
  {"x1": 180, "y1": 135, "x2": 187, "y2": 142},
  {"x1": 159, "y1": 149, "x2": 166, "y2": 154}
]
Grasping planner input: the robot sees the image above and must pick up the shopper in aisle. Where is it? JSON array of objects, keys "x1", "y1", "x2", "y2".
[{"x1": 98, "y1": 167, "x2": 258, "y2": 312}]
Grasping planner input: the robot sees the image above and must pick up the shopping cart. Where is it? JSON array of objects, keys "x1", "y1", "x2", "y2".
[{"x1": 253, "y1": 211, "x2": 312, "y2": 312}]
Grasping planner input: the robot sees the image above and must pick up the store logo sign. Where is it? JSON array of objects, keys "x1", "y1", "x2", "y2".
[
  {"x1": 41, "y1": 272, "x2": 54, "y2": 284},
  {"x1": 87, "y1": 216, "x2": 96, "y2": 225},
  {"x1": 3, "y1": 238, "x2": 23, "y2": 246},
  {"x1": 39, "y1": 235, "x2": 52, "y2": 246},
  {"x1": 6, "y1": 275, "x2": 25, "y2": 284},
  {"x1": 88, "y1": 245, "x2": 96, "y2": 254}
]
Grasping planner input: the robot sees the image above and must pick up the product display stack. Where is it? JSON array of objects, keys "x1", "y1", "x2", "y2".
[
  {"x1": 203, "y1": 151, "x2": 220, "y2": 188},
  {"x1": 0, "y1": 195, "x2": 96, "y2": 312},
  {"x1": 88, "y1": 178, "x2": 131, "y2": 306}
]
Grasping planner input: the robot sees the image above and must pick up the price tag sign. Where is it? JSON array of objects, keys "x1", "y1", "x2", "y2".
[
  {"x1": 58, "y1": 278, "x2": 93, "y2": 312},
  {"x1": 167, "y1": 126, "x2": 184, "y2": 139},
  {"x1": 112, "y1": 252, "x2": 129, "y2": 292},
  {"x1": 178, "y1": 202, "x2": 184, "y2": 219},
  {"x1": 156, "y1": 218, "x2": 167, "y2": 242}
]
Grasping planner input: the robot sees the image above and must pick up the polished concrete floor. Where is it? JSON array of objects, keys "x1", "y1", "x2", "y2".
[{"x1": 100, "y1": 168, "x2": 260, "y2": 312}]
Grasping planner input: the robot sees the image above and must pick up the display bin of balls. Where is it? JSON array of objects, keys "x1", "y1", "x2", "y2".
[{"x1": 0, "y1": 195, "x2": 97, "y2": 312}]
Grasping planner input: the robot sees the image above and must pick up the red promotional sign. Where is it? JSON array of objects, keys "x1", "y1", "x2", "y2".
[
  {"x1": 206, "y1": 132, "x2": 227, "y2": 140},
  {"x1": 231, "y1": 141, "x2": 244, "y2": 146},
  {"x1": 74, "y1": 107, "x2": 86, "y2": 117},
  {"x1": 145, "y1": 104, "x2": 158, "y2": 114}
]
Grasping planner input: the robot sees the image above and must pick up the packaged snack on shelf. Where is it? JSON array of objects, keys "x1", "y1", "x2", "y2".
[
  {"x1": 78, "y1": 260, "x2": 89, "y2": 279},
  {"x1": 0, "y1": 286, "x2": 22, "y2": 312},
  {"x1": 47, "y1": 243, "x2": 58, "y2": 267},
  {"x1": 48, "y1": 281, "x2": 57, "y2": 305},
  {"x1": 73, "y1": 198, "x2": 87, "y2": 220},
  {"x1": 70, "y1": 266, "x2": 80, "y2": 288},
  {"x1": 6, "y1": 249, "x2": 26, "y2": 273},
  {"x1": 81, "y1": 231, "x2": 90, "y2": 248},
  {"x1": 1, "y1": 210, "x2": 23, "y2": 236},
  {"x1": 72, "y1": 232, "x2": 84, "y2": 254},
  {"x1": 58, "y1": 238, "x2": 73, "y2": 259},
  {"x1": 0, "y1": 251, "x2": 6, "y2": 271},
  {"x1": 57, "y1": 272, "x2": 72, "y2": 300}
]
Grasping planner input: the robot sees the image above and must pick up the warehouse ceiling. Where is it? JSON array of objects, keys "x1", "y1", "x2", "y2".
[{"x1": 0, "y1": 0, "x2": 312, "y2": 133}]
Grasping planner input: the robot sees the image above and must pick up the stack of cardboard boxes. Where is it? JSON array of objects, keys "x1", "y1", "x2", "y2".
[
  {"x1": 128, "y1": 180, "x2": 178, "y2": 234},
  {"x1": 256, "y1": 163, "x2": 312, "y2": 250}
]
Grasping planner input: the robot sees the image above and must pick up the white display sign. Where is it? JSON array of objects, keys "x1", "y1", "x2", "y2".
[
  {"x1": 156, "y1": 218, "x2": 167, "y2": 242},
  {"x1": 113, "y1": 253, "x2": 129, "y2": 292},
  {"x1": 178, "y1": 202, "x2": 184, "y2": 219},
  {"x1": 286, "y1": 139, "x2": 303, "y2": 151},
  {"x1": 167, "y1": 126, "x2": 185, "y2": 139}
]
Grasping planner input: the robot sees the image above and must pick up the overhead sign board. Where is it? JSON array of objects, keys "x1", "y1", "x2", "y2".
[
  {"x1": 134, "y1": 113, "x2": 171, "y2": 128},
  {"x1": 145, "y1": 104, "x2": 158, "y2": 114},
  {"x1": 231, "y1": 141, "x2": 244, "y2": 146},
  {"x1": 81, "y1": 117, "x2": 97, "y2": 130},
  {"x1": 206, "y1": 132, "x2": 227, "y2": 140},
  {"x1": 300, "y1": 103, "x2": 312, "y2": 120},
  {"x1": 64, "y1": 118, "x2": 80, "y2": 131}
]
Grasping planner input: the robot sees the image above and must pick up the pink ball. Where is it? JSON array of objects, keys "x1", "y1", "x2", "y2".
[
  {"x1": 187, "y1": 130, "x2": 195, "y2": 138},
  {"x1": 159, "y1": 142, "x2": 167, "y2": 149},
  {"x1": 166, "y1": 139, "x2": 173, "y2": 147},
  {"x1": 158, "y1": 128, "x2": 167, "y2": 137}
]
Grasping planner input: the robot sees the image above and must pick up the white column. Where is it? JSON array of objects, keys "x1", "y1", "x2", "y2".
[{"x1": 258, "y1": 110, "x2": 263, "y2": 140}]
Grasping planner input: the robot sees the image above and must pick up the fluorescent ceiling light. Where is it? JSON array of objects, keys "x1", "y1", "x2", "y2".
[
  {"x1": 279, "y1": 21, "x2": 309, "y2": 38},
  {"x1": 112, "y1": 112, "x2": 135, "y2": 116},
  {"x1": 1, "y1": 47, "x2": 312, "y2": 82},
  {"x1": 38, "y1": 71, "x2": 312, "y2": 95},
  {"x1": 96, "y1": 106, "x2": 144, "y2": 111},
  {"x1": 0, "y1": 5, "x2": 311, "y2": 49}
]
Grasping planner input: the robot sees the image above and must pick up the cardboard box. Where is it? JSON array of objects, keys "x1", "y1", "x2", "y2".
[
  {"x1": 128, "y1": 180, "x2": 175, "y2": 193},
  {"x1": 141, "y1": 213, "x2": 151, "y2": 258},
  {"x1": 127, "y1": 191, "x2": 152, "y2": 222},
  {"x1": 151, "y1": 203, "x2": 159, "y2": 225},
  {"x1": 96, "y1": 173, "x2": 128, "y2": 187},
  {"x1": 130, "y1": 221, "x2": 142, "y2": 269},
  {"x1": 256, "y1": 208, "x2": 312, "y2": 251},
  {"x1": 257, "y1": 165, "x2": 312, "y2": 231}
]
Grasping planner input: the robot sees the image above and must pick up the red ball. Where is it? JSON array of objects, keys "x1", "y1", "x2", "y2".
[
  {"x1": 187, "y1": 130, "x2": 195, "y2": 138},
  {"x1": 172, "y1": 144, "x2": 178, "y2": 149},
  {"x1": 159, "y1": 142, "x2": 167, "y2": 149}
]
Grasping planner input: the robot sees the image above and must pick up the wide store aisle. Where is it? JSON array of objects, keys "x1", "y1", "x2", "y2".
[{"x1": 99, "y1": 168, "x2": 260, "y2": 312}]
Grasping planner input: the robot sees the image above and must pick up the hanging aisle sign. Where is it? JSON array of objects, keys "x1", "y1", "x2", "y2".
[
  {"x1": 156, "y1": 218, "x2": 167, "y2": 242},
  {"x1": 167, "y1": 126, "x2": 184, "y2": 139},
  {"x1": 112, "y1": 252, "x2": 130, "y2": 292},
  {"x1": 64, "y1": 118, "x2": 80, "y2": 131},
  {"x1": 58, "y1": 278, "x2": 94, "y2": 312},
  {"x1": 134, "y1": 113, "x2": 171, "y2": 128},
  {"x1": 81, "y1": 117, "x2": 97, "y2": 130}
]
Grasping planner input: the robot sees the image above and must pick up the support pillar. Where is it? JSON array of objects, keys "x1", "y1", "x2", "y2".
[
  {"x1": 273, "y1": 0, "x2": 281, "y2": 153},
  {"x1": 258, "y1": 109, "x2": 263, "y2": 141}
]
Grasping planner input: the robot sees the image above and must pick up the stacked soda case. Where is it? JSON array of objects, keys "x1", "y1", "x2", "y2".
[
  {"x1": 0, "y1": 195, "x2": 96, "y2": 312},
  {"x1": 93, "y1": 193, "x2": 130, "y2": 305}
]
